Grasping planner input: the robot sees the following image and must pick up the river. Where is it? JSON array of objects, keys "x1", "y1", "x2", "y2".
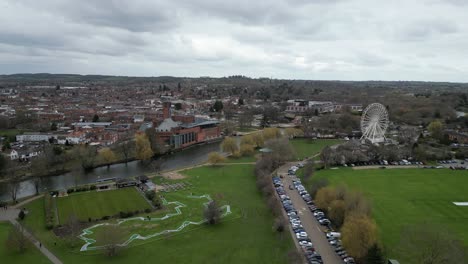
[{"x1": 0, "y1": 141, "x2": 224, "y2": 201}]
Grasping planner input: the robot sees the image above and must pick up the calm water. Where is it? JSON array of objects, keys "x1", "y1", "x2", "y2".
[{"x1": 0, "y1": 141, "x2": 224, "y2": 201}]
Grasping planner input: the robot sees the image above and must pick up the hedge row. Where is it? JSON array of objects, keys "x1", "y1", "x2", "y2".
[{"x1": 67, "y1": 185, "x2": 97, "y2": 194}]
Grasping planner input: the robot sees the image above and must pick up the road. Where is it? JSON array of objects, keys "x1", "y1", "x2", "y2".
[{"x1": 278, "y1": 163, "x2": 343, "y2": 264}]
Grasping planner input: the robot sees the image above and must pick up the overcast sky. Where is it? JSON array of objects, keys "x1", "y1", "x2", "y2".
[{"x1": 1, "y1": 0, "x2": 468, "y2": 82}]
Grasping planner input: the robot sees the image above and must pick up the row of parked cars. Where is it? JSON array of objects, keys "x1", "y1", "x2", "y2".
[
  {"x1": 288, "y1": 166, "x2": 355, "y2": 264},
  {"x1": 273, "y1": 176, "x2": 323, "y2": 264},
  {"x1": 344, "y1": 159, "x2": 424, "y2": 167}
]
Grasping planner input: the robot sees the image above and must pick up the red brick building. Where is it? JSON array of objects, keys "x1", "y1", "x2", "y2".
[{"x1": 154, "y1": 102, "x2": 221, "y2": 150}]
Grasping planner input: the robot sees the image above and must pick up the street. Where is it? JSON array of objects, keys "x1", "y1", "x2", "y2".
[{"x1": 278, "y1": 163, "x2": 343, "y2": 264}]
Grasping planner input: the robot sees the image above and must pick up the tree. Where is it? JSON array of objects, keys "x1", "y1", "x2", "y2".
[
  {"x1": 285, "y1": 128, "x2": 304, "y2": 138},
  {"x1": 135, "y1": 134, "x2": 154, "y2": 161},
  {"x1": 428, "y1": 120, "x2": 443, "y2": 140},
  {"x1": 240, "y1": 134, "x2": 255, "y2": 146},
  {"x1": 238, "y1": 98, "x2": 244, "y2": 105},
  {"x1": 118, "y1": 140, "x2": 134, "y2": 165},
  {"x1": 50, "y1": 122, "x2": 58, "y2": 131},
  {"x1": 365, "y1": 244, "x2": 385, "y2": 264},
  {"x1": 8, "y1": 175, "x2": 20, "y2": 203},
  {"x1": 396, "y1": 223, "x2": 468, "y2": 264},
  {"x1": 315, "y1": 187, "x2": 337, "y2": 212},
  {"x1": 221, "y1": 137, "x2": 238, "y2": 154},
  {"x1": 329, "y1": 199, "x2": 346, "y2": 228},
  {"x1": 238, "y1": 111, "x2": 254, "y2": 129},
  {"x1": 97, "y1": 225, "x2": 125, "y2": 257},
  {"x1": 308, "y1": 178, "x2": 329, "y2": 199},
  {"x1": 240, "y1": 144, "x2": 255, "y2": 156},
  {"x1": 265, "y1": 138, "x2": 297, "y2": 167},
  {"x1": 213, "y1": 100, "x2": 223, "y2": 112},
  {"x1": 65, "y1": 214, "x2": 81, "y2": 247},
  {"x1": 220, "y1": 120, "x2": 236, "y2": 136},
  {"x1": 252, "y1": 132, "x2": 265, "y2": 148},
  {"x1": 5, "y1": 222, "x2": 27, "y2": 253},
  {"x1": 73, "y1": 145, "x2": 97, "y2": 170},
  {"x1": 344, "y1": 191, "x2": 372, "y2": 217},
  {"x1": 341, "y1": 214, "x2": 378, "y2": 260},
  {"x1": 92, "y1": 114, "x2": 99, "y2": 122},
  {"x1": 207, "y1": 152, "x2": 225, "y2": 165},
  {"x1": 320, "y1": 146, "x2": 335, "y2": 168},
  {"x1": 302, "y1": 160, "x2": 314, "y2": 182},
  {"x1": 99, "y1": 148, "x2": 117, "y2": 168},
  {"x1": 18, "y1": 210, "x2": 25, "y2": 220},
  {"x1": 174, "y1": 103, "x2": 182, "y2": 110},
  {"x1": 204, "y1": 200, "x2": 221, "y2": 225},
  {"x1": 263, "y1": 128, "x2": 281, "y2": 141}
]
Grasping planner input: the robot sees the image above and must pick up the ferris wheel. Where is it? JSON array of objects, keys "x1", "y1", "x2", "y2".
[{"x1": 360, "y1": 103, "x2": 389, "y2": 144}]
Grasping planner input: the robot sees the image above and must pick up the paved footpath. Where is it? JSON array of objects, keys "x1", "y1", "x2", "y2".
[
  {"x1": 278, "y1": 162, "x2": 343, "y2": 264},
  {"x1": 1, "y1": 196, "x2": 62, "y2": 264}
]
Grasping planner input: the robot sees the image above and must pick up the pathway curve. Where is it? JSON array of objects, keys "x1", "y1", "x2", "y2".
[{"x1": 12, "y1": 194, "x2": 44, "y2": 209}]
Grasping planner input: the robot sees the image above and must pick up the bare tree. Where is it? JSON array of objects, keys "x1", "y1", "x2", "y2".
[
  {"x1": 118, "y1": 140, "x2": 134, "y2": 165},
  {"x1": 302, "y1": 160, "x2": 314, "y2": 182},
  {"x1": 8, "y1": 175, "x2": 20, "y2": 203},
  {"x1": 65, "y1": 214, "x2": 81, "y2": 247},
  {"x1": 97, "y1": 225, "x2": 125, "y2": 257},
  {"x1": 204, "y1": 200, "x2": 221, "y2": 225},
  {"x1": 5, "y1": 222, "x2": 27, "y2": 253}
]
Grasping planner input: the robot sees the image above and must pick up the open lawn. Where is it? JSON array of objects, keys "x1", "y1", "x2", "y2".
[
  {"x1": 22, "y1": 164, "x2": 294, "y2": 264},
  {"x1": 0, "y1": 222, "x2": 50, "y2": 264},
  {"x1": 314, "y1": 168, "x2": 468, "y2": 263},
  {"x1": 290, "y1": 138, "x2": 343, "y2": 159},
  {"x1": 56, "y1": 188, "x2": 151, "y2": 224}
]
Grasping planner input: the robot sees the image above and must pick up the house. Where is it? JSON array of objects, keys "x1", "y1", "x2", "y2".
[{"x1": 16, "y1": 132, "x2": 55, "y2": 142}]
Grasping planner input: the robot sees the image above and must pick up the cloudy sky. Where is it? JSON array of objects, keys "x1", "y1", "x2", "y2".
[{"x1": 1, "y1": 0, "x2": 468, "y2": 81}]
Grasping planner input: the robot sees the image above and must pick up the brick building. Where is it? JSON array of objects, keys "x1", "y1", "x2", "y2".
[{"x1": 154, "y1": 102, "x2": 221, "y2": 150}]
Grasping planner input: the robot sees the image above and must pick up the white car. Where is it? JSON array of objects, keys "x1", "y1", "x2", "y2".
[
  {"x1": 299, "y1": 241, "x2": 313, "y2": 247},
  {"x1": 296, "y1": 231, "x2": 307, "y2": 239},
  {"x1": 314, "y1": 211, "x2": 324, "y2": 217}
]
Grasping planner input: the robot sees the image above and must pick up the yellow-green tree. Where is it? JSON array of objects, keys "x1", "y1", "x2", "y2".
[
  {"x1": 341, "y1": 214, "x2": 377, "y2": 259},
  {"x1": 252, "y1": 132, "x2": 265, "y2": 147},
  {"x1": 240, "y1": 144, "x2": 255, "y2": 156},
  {"x1": 285, "y1": 128, "x2": 304, "y2": 138},
  {"x1": 207, "y1": 152, "x2": 226, "y2": 165},
  {"x1": 221, "y1": 136, "x2": 238, "y2": 154},
  {"x1": 428, "y1": 120, "x2": 443, "y2": 140},
  {"x1": 135, "y1": 134, "x2": 154, "y2": 161},
  {"x1": 99, "y1": 148, "x2": 117, "y2": 168},
  {"x1": 329, "y1": 199, "x2": 346, "y2": 228},
  {"x1": 241, "y1": 134, "x2": 255, "y2": 146},
  {"x1": 315, "y1": 186, "x2": 337, "y2": 212},
  {"x1": 263, "y1": 127, "x2": 281, "y2": 141}
]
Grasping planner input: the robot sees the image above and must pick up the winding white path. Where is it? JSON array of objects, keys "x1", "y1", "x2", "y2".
[{"x1": 79, "y1": 194, "x2": 231, "y2": 251}]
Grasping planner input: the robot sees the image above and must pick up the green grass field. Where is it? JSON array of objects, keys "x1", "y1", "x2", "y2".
[
  {"x1": 56, "y1": 188, "x2": 151, "y2": 224},
  {"x1": 0, "y1": 222, "x2": 50, "y2": 264},
  {"x1": 314, "y1": 168, "x2": 468, "y2": 262},
  {"x1": 22, "y1": 164, "x2": 294, "y2": 264},
  {"x1": 290, "y1": 138, "x2": 343, "y2": 159}
]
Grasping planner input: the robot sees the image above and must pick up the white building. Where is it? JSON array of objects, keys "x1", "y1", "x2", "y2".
[{"x1": 16, "y1": 133, "x2": 55, "y2": 142}]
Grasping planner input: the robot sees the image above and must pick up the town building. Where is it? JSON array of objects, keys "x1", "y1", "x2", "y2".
[{"x1": 154, "y1": 102, "x2": 221, "y2": 150}]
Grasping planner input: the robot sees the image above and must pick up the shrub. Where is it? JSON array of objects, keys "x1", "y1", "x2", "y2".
[
  {"x1": 101, "y1": 216, "x2": 110, "y2": 220},
  {"x1": 90, "y1": 185, "x2": 97, "y2": 190},
  {"x1": 18, "y1": 210, "x2": 25, "y2": 220},
  {"x1": 67, "y1": 188, "x2": 75, "y2": 194},
  {"x1": 144, "y1": 208, "x2": 151, "y2": 213},
  {"x1": 145, "y1": 190, "x2": 156, "y2": 200},
  {"x1": 152, "y1": 196, "x2": 163, "y2": 209}
]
